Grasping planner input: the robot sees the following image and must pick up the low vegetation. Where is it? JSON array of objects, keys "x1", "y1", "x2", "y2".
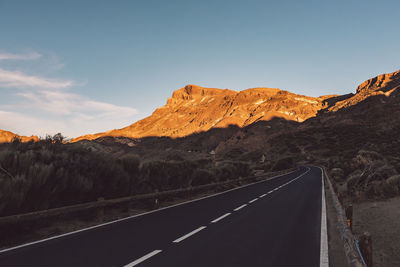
[{"x1": 0, "y1": 136, "x2": 253, "y2": 217}]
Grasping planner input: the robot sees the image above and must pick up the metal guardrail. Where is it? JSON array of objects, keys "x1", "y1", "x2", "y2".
[{"x1": 0, "y1": 169, "x2": 294, "y2": 226}]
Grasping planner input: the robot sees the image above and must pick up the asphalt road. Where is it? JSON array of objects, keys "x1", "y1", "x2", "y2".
[{"x1": 0, "y1": 166, "x2": 328, "y2": 267}]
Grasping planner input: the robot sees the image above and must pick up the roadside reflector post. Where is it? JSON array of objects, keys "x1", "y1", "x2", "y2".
[
  {"x1": 359, "y1": 232, "x2": 373, "y2": 267},
  {"x1": 154, "y1": 198, "x2": 159, "y2": 209},
  {"x1": 97, "y1": 197, "x2": 105, "y2": 222},
  {"x1": 345, "y1": 203, "x2": 353, "y2": 231},
  {"x1": 153, "y1": 189, "x2": 160, "y2": 209}
]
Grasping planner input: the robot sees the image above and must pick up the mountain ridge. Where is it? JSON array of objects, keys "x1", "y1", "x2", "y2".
[
  {"x1": 71, "y1": 85, "x2": 336, "y2": 142},
  {"x1": 0, "y1": 129, "x2": 39, "y2": 143}
]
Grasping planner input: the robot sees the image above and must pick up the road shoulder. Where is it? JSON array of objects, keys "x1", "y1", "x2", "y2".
[{"x1": 325, "y1": 179, "x2": 348, "y2": 267}]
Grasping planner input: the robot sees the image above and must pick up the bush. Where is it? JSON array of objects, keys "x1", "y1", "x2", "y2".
[
  {"x1": 213, "y1": 161, "x2": 251, "y2": 181},
  {"x1": 140, "y1": 160, "x2": 200, "y2": 191},
  {"x1": 191, "y1": 169, "x2": 216, "y2": 186},
  {"x1": 0, "y1": 142, "x2": 139, "y2": 216},
  {"x1": 330, "y1": 168, "x2": 344, "y2": 182},
  {"x1": 271, "y1": 157, "x2": 295, "y2": 171},
  {"x1": 383, "y1": 175, "x2": 400, "y2": 197}
]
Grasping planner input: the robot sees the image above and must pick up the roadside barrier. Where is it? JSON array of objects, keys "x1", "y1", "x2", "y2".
[
  {"x1": 0, "y1": 168, "x2": 295, "y2": 226},
  {"x1": 322, "y1": 166, "x2": 369, "y2": 267}
]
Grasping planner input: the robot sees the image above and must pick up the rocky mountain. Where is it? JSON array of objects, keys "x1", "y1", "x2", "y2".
[
  {"x1": 323, "y1": 70, "x2": 400, "y2": 112},
  {"x1": 72, "y1": 85, "x2": 336, "y2": 142},
  {"x1": 0, "y1": 129, "x2": 39, "y2": 143}
]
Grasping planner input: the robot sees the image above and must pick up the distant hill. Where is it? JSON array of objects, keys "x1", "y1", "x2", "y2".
[{"x1": 0, "y1": 129, "x2": 39, "y2": 143}]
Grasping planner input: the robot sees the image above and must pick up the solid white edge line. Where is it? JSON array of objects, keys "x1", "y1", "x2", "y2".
[
  {"x1": 124, "y1": 250, "x2": 162, "y2": 267},
  {"x1": 211, "y1": 213, "x2": 231, "y2": 223},
  {"x1": 173, "y1": 226, "x2": 207, "y2": 243},
  {"x1": 259, "y1": 194, "x2": 267, "y2": 198},
  {"x1": 318, "y1": 167, "x2": 329, "y2": 267},
  {"x1": 249, "y1": 198, "x2": 258, "y2": 203},
  {"x1": 234, "y1": 204, "x2": 247, "y2": 211},
  {"x1": 0, "y1": 169, "x2": 300, "y2": 254}
]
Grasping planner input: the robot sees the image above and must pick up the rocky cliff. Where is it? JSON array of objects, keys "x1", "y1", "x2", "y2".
[
  {"x1": 72, "y1": 85, "x2": 334, "y2": 141},
  {"x1": 324, "y1": 70, "x2": 400, "y2": 112}
]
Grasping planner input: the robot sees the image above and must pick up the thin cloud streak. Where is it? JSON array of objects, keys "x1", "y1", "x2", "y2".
[
  {"x1": 0, "y1": 52, "x2": 41, "y2": 61},
  {"x1": 0, "y1": 49, "x2": 138, "y2": 137},
  {"x1": 0, "y1": 68, "x2": 73, "y2": 89},
  {"x1": 16, "y1": 90, "x2": 137, "y2": 116}
]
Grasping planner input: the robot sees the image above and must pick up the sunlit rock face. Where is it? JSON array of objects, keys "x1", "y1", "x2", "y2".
[
  {"x1": 325, "y1": 70, "x2": 400, "y2": 112},
  {"x1": 0, "y1": 129, "x2": 39, "y2": 143},
  {"x1": 72, "y1": 85, "x2": 332, "y2": 141},
  {"x1": 71, "y1": 69, "x2": 400, "y2": 142}
]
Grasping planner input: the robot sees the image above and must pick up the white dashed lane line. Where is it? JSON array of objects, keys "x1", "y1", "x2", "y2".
[
  {"x1": 124, "y1": 250, "x2": 162, "y2": 267},
  {"x1": 121, "y1": 168, "x2": 312, "y2": 267},
  {"x1": 173, "y1": 226, "x2": 207, "y2": 243},
  {"x1": 249, "y1": 198, "x2": 258, "y2": 203},
  {"x1": 234, "y1": 204, "x2": 247, "y2": 211},
  {"x1": 211, "y1": 213, "x2": 231, "y2": 223}
]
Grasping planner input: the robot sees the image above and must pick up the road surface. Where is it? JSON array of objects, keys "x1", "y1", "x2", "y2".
[{"x1": 0, "y1": 166, "x2": 328, "y2": 267}]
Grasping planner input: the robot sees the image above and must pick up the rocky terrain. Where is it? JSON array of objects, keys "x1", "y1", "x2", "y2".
[
  {"x1": 71, "y1": 85, "x2": 335, "y2": 141},
  {"x1": 71, "y1": 69, "x2": 400, "y2": 201},
  {"x1": 2, "y1": 70, "x2": 399, "y2": 266},
  {"x1": 2, "y1": 69, "x2": 400, "y2": 211}
]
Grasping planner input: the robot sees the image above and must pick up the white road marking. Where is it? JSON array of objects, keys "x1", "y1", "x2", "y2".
[
  {"x1": 173, "y1": 226, "x2": 207, "y2": 243},
  {"x1": 124, "y1": 250, "x2": 162, "y2": 267},
  {"x1": 318, "y1": 167, "x2": 329, "y2": 267},
  {"x1": 234, "y1": 204, "x2": 247, "y2": 211},
  {"x1": 268, "y1": 190, "x2": 273, "y2": 194},
  {"x1": 211, "y1": 213, "x2": 231, "y2": 223},
  {"x1": 249, "y1": 198, "x2": 258, "y2": 203},
  {"x1": 259, "y1": 193, "x2": 267, "y2": 198}
]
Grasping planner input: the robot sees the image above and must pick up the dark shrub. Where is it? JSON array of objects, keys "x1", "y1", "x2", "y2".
[
  {"x1": 191, "y1": 169, "x2": 216, "y2": 186},
  {"x1": 271, "y1": 157, "x2": 295, "y2": 171}
]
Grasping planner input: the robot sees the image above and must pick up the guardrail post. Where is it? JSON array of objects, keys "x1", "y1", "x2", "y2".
[
  {"x1": 359, "y1": 232, "x2": 373, "y2": 267},
  {"x1": 97, "y1": 197, "x2": 104, "y2": 222},
  {"x1": 345, "y1": 203, "x2": 353, "y2": 231}
]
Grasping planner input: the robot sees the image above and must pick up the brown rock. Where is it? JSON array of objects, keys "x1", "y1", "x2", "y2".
[{"x1": 72, "y1": 85, "x2": 330, "y2": 142}]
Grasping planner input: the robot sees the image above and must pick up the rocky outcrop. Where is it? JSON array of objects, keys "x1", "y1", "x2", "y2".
[
  {"x1": 0, "y1": 129, "x2": 39, "y2": 143},
  {"x1": 325, "y1": 70, "x2": 400, "y2": 112},
  {"x1": 72, "y1": 84, "x2": 334, "y2": 141},
  {"x1": 357, "y1": 70, "x2": 400, "y2": 93},
  {"x1": 69, "y1": 69, "x2": 400, "y2": 142}
]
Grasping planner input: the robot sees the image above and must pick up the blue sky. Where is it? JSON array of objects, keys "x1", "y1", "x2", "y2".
[{"x1": 0, "y1": 0, "x2": 399, "y2": 137}]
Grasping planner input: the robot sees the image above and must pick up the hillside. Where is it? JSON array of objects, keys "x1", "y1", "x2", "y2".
[
  {"x1": 0, "y1": 129, "x2": 39, "y2": 143},
  {"x1": 71, "y1": 85, "x2": 335, "y2": 141},
  {"x1": 74, "y1": 69, "x2": 400, "y2": 201}
]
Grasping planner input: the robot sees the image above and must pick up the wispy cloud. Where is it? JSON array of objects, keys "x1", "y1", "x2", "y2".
[
  {"x1": 0, "y1": 51, "x2": 41, "y2": 61},
  {"x1": 0, "y1": 68, "x2": 74, "y2": 89},
  {"x1": 16, "y1": 90, "x2": 137, "y2": 117},
  {"x1": 0, "y1": 49, "x2": 139, "y2": 137}
]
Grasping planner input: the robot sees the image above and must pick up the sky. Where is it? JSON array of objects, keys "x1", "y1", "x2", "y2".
[{"x1": 0, "y1": 0, "x2": 399, "y2": 138}]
